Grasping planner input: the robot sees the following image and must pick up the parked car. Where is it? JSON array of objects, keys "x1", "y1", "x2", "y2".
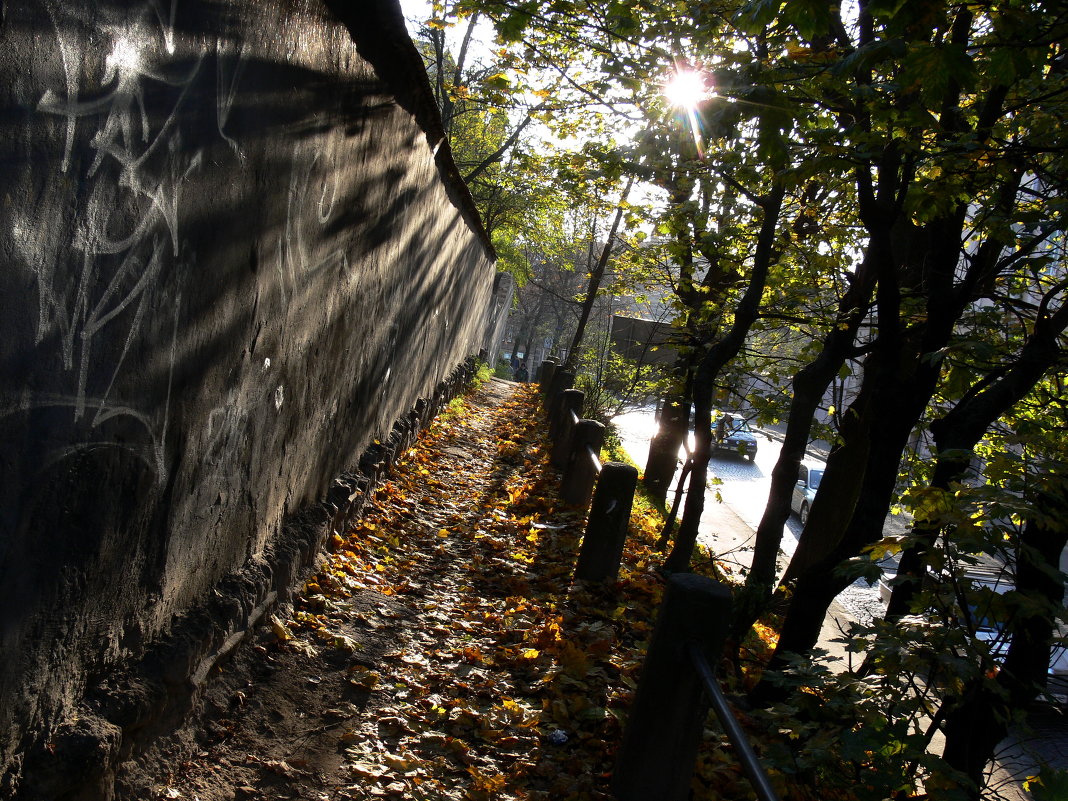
[
  {"x1": 960, "y1": 606, "x2": 1068, "y2": 705},
  {"x1": 1048, "y1": 646, "x2": 1068, "y2": 704},
  {"x1": 791, "y1": 463, "x2": 824, "y2": 524},
  {"x1": 712, "y1": 415, "x2": 758, "y2": 461},
  {"x1": 878, "y1": 562, "x2": 1068, "y2": 705}
]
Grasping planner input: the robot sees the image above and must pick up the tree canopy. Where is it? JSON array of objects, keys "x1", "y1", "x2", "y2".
[{"x1": 405, "y1": 1, "x2": 1068, "y2": 794}]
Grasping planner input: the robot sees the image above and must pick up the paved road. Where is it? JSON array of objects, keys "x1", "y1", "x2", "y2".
[
  {"x1": 613, "y1": 408, "x2": 770, "y2": 528},
  {"x1": 613, "y1": 407, "x2": 885, "y2": 623},
  {"x1": 613, "y1": 407, "x2": 803, "y2": 540}
]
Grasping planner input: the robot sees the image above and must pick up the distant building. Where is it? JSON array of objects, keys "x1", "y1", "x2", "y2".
[{"x1": 609, "y1": 315, "x2": 677, "y2": 365}]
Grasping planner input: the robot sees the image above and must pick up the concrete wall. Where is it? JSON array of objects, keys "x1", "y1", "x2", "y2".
[
  {"x1": 0, "y1": 0, "x2": 496, "y2": 795},
  {"x1": 483, "y1": 271, "x2": 516, "y2": 359}
]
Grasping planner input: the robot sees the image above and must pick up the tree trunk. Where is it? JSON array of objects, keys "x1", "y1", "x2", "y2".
[
  {"x1": 564, "y1": 180, "x2": 633, "y2": 372},
  {"x1": 518, "y1": 294, "x2": 549, "y2": 372},
  {"x1": 751, "y1": 219, "x2": 954, "y2": 697},
  {"x1": 644, "y1": 394, "x2": 689, "y2": 505},
  {"x1": 748, "y1": 380, "x2": 916, "y2": 703},
  {"x1": 749, "y1": 171, "x2": 995, "y2": 693},
  {"x1": 664, "y1": 182, "x2": 786, "y2": 572},
  {"x1": 657, "y1": 457, "x2": 693, "y2": 550},
  {"x1": 733, "y1": 249, "x2": 879, "y2": 638},
  {"x1": 886, "y1": 296, "x2": 1068, "y2": 620},
  {"x1": 663, "y1": 368, "x2": 714, "y2": 573}
]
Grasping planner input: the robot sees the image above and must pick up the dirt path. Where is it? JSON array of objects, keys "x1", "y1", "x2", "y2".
[{"x1": 118, "y1": 379, "x2": 666, "y2": 801}]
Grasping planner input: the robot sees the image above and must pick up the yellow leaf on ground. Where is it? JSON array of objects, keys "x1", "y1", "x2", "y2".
[
  {"x1": 348, "y1": 665, "x2": 380, "y2": 691},
  {"x1": 384, "y1": 753, "x2": 419, "y2": 774},
  {"x1": 268, "y1": 615, "x2": 292, "y2": 642}
]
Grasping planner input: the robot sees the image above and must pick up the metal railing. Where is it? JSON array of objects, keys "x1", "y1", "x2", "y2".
[
  {"x1": 585, "y1": 442, "x2": 602, "y2": 475},
  {"x1": 688, "y1": 643, "x2": 781, "y2": 801},
  {"x1": 611, "y1": 575, "x2": 781, "y2": 801}
]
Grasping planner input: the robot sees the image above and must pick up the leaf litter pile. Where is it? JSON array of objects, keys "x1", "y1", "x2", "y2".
[{"x1": 132, "y1": 378, "x2": 739, "y2": 801}]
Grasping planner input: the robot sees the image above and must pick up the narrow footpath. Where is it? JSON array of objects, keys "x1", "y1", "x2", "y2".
[{"x1": 119, "y1": 379, "x2": 720, "y2": 801}]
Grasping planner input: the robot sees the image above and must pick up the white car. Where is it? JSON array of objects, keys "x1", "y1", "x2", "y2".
[
  {"x1": 791, "y1": 463, "x2": 824, "y2": 525},
  {"x1": 974, "y1": 616, "x2": 1068, "y2": 705},
  {"x1": 878, "y1": 564, "x2": 1068, "y2": 704}
]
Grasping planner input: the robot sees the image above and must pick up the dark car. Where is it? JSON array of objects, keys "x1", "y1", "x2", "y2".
[{"x1": 713, "y1": 415, "x2": 758, "y2": 461}]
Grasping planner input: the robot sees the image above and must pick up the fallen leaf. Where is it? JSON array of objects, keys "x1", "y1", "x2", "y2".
[
  {"x1": 262, "y1": 759, "x2": 303, "y2": 778},
  {"x1": 348, "y1": 665, "x2": 380, "y2": 691},
  {"x1": 268, "y1": 615, "x2": 292, "y2": 642},
  {"x1": 349, "y1": 761, "x2": 388, "y2": 778}
]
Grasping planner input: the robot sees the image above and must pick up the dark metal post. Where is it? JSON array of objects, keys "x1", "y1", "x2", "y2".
[
  {"x1": 560, "y1": 420, "x2": 604, "y2": 508},
  {"x1": 575, "y1": 462, "x2": 638, "y2": 582},
  {"x1": 611, "y1": 573, "x2": 732, "y2": 801}
]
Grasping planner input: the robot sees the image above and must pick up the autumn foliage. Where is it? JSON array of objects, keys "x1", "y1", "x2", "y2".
[
  {"x1": 265, "y1": 377, "x2": 794, "y2": 801},
  {"x1": 281, "y1": 382, "x2": 689, "y2": 800}
]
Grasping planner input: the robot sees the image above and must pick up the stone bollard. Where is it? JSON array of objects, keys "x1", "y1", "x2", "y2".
[
  {"x1": 415, "y1": 398, "x2": 431, "y2": 426},
  {"x1": 611, "y1": 574, "x2": 732, "y2": 801},
  {"x1": 560, "y1": 419, "x2": 604, "y2": 509},
  {"x1": 550, "y1": 389, "x2": 584, "y2": 457},
  {"x1": 539, "y1": 359, "x2": 557, "y2": 392},
  {"x1": 547, "y1": 369, "x2": 575, "y2": 409},
  {"x1": 574, "y1": 462, "x2": 638, "y2": 582}
]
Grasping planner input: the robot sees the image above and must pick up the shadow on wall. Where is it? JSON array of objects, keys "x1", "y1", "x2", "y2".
[{"x1": 0, "y1": 0, "x2": 495, "y2": 795}]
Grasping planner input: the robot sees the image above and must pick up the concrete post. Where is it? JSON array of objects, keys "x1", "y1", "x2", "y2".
[
  {"x1": 560, "y1": 419, "x2": 604, "y2": 509},
  {"x1": 539, "y1": 359, "x2": 557, "y2": 392},
  {"x1": 574, "y1": 462, "x2": 638, "y2": 582},
  {"x1": 550, "y1": 389, "x2": 584, "y2": 457},
  {"x1": 547, "y1": 369, "x2": 575, "y2": 409},
  {"x1": 611, "y1": 573, "x2": 732, "y2": 801}
]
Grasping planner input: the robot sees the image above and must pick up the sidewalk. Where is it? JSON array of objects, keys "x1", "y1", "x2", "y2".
[{"x1": 120, "y1": 381, "x2": 1058, "y2": 801}]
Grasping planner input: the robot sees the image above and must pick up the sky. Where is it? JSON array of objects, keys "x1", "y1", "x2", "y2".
[
  {"x1": 393, "y1": 0, "x2": 677, "y2": 218},
  {"x1": 397, "y1": 0, "x2": 497, "y2": 63}
]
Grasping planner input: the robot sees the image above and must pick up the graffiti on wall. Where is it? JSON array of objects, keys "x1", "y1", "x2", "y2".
[{"x1": 8, "y1": 0, "x2": 255, "y2": 484}]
